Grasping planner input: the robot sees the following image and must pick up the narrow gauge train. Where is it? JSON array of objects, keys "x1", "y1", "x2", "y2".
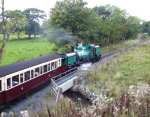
[
  {"x1": 74, "y1": 43, "x2": 101, "y2": 62},
  {"x1": 0, "y1": 44, "x2": 101, "y2": 104}
]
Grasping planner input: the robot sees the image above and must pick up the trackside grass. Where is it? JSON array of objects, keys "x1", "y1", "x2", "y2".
[
  {"x1": 88, "y1": 44, "x2": 150, "y2": 97},
  {"x1": 0, "y1": 39, "x2": 57, "y2": 66}
]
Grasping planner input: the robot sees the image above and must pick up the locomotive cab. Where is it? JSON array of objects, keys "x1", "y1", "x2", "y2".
[
  {"x1": 74, "y1": 43, "x2": 91, "y2": 62},
  {"x1": 74, "y1": 43, "x2": 101, "y2": 62},
  {"x1": 62, "y1": 52, "x2": 77, "y2": 69}
]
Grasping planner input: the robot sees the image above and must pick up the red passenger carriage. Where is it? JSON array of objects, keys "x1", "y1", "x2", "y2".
[{"x1": 0, "y1": 54, "x2": 66, "y2": 104}]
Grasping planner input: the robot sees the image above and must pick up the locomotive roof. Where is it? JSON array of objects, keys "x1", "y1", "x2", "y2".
[{"x1": 0, "y1": 53, "x2": 62, "y2": 77}]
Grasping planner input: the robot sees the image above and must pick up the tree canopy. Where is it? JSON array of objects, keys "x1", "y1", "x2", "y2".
[
  {"x1": 142, "y1": 21, "x2": 150, "y2": 35},
  {"x1": 3, "y1": 10, "x2": 27, "y2": 39},
  {"x1": 24, "y1": 8, "x2": 46, "y2": 38},
  {"x1": 49, "y1": 0, "x2": 141, "y2": 45},
  {"x1": 0, "y1": 8, "x2": 46, "y2": 40}
]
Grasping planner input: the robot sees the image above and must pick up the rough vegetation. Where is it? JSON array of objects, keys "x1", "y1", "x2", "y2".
[{"x1": 88, "y1": 45, "x2": 150, "y2": 96}]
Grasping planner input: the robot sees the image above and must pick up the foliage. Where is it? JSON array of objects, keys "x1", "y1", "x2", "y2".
[
  {"x1": 23, "y1": 8, "x2": 46, "y2": 38},
  {"x1": 50, "y1": 0, "x2": 141, "y2": 45},
  {"x1": 126, "y1": 16, "x2": 141, "y2": 38},
  {"x1": 142, "y1": 21, "x2": 150, "y2": 35},
  {"x1": 93, "y1": 5, "x2": 141, "y2": 45},
  {"x1": 4, "y1": 10, "x2": 27, "y2": 39},
  {"x1": 0, "y1": 8, "x2": 46, "y2": 40},
  {"x1": 0, "y1": 10, "x2": 26, "y2": 39},
  {"x1": 50, "y1": 0, "x2": 97, "y2": 42}
]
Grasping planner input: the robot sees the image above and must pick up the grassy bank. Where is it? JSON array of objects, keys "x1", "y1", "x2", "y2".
[
  {"x1": 88, "y1": 44, "x2": 150, "y2": 97},
  {"x1": 0, "y1": 38, "x2": 57, "y2": 66}
]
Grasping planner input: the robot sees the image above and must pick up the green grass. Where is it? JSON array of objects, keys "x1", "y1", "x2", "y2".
[
  {"x1": 0, "y1": 38, "x2": 57, "y2": 66},
  {"x1": 88, "y1": 44, "x2": 150, "y2": 97}
]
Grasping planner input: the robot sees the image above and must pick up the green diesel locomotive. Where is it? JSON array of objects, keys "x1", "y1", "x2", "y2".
[
  {"x1": 61, "y1": 43, "x2": 101, "y2": 69},
  {"x1": 74, "y1": 43, "x2": 101, "y2": 62}
]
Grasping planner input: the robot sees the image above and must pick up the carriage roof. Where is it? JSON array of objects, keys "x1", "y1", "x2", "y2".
[{"x1": 0, "y1": 53, "x2": 62, "y2": 77}]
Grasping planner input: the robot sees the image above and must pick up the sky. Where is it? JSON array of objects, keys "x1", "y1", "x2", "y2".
[{"x1": 3, "y1": 0, "x2": 150, "y2": 21}]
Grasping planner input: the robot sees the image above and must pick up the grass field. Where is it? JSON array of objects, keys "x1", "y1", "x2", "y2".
[
  {"x1": 88, "y1": 44, "x2": 150, "y2": 97},
  {"x1": 0, "y1": 38, "x2": 57, "y2": 66}
]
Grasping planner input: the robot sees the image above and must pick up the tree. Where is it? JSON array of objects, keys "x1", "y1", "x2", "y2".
[
  {"x1": 126, "y1": 16, "x2": 141, "y2": 39},
  {"x1": 0, "y1": 0, "x2": 7, "y2": 61},
  {"x1": 4, "y1": 10, "x2": 26, "y2": 39},
  {"x1": 24, "y1": 8, "x2": 46, "y2": 38},
  {"x1": 50, "y1": 1, "x2": 141, "y2": 46},
  {"x1": 93, "y1": 6, "x2": 111, "y2": 20},
  {"x1": 93, "y1": 5, "x2": 140, "y2": 45},
  {"x1": 50, "y1": 0, "x2": 95, "y2": 41},
  {"x1": 142, "y1": 21, "x2": 150, "y2": 35}
]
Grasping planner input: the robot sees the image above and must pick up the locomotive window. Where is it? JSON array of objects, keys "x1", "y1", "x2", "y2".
[
  {"x1": 31, "y1": 70, "x2": 34, "y2": 78},
  {"x1": 35, "y1": 67, "x2": 40, "y2": 77},
  {"x1": 20, "y1": 73, "x2": 24, "y2": 83},
  {"x1": 77, "y1": 47, "x2": 82, "y2": 50},
  {"x1": 24, "y1": 71, "x2": 30, "y2": 81},
  {"x1": 7, "y1": 78, "x2": 11, "y2": 89},
  {"x1": 0, "y1": 80, "x2": 1, "y2": 91},
  {"x1": 12, "y1": 75, "x2": 19, "y2": 86},
  {"x1": 43, "y1": 65, "x2": 48, "y2": 73}
]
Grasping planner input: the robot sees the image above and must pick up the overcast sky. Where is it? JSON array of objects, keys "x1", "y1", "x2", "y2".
[{"x1": 3, "y1": 0, "x2": 150, "y2": 21}]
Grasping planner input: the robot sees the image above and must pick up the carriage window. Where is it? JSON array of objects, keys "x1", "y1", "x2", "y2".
[
  {"x1": 55, "y1": 62, "x2": 57, "y2": 68},
  {"x1": 59, "y1": 59, "x2": 61, "y2": 66},
  {"x1": 12, "y1": 75, "x2": 19, "y2": 86},
  {"x1": 7, "y1": 78, "x2": 11, "y2": 89},
  {"x1": 48, "y1": 63, "x2": 51, "y2": 71},
  {"x1": 51, "y1": 62, "x2": 55, "y2": 70},
  {"x1": 31, "y1": 70, "x2": 34, "y2": 78},
  {"x1": 35, "y1": 67, "x2": 40, "y2": 77},
  {"x1": 40, "y1": 66, "x2": 43, "y2": 74},
  {"x1": 56, "y1": 61, "x2": 58, "y2": 67},
  {"x1": 0, "y1": 80, "x2": 1, "y2": 91},
  {"x1": 20, "y1": 73, "x2": 24, "y2": 83},
  {"x1": 43, "y1": 65, "x2": 48, "y2": 73},
  {"x1": 24, "y1": 71, "x2": 30, "y2": 81}
]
